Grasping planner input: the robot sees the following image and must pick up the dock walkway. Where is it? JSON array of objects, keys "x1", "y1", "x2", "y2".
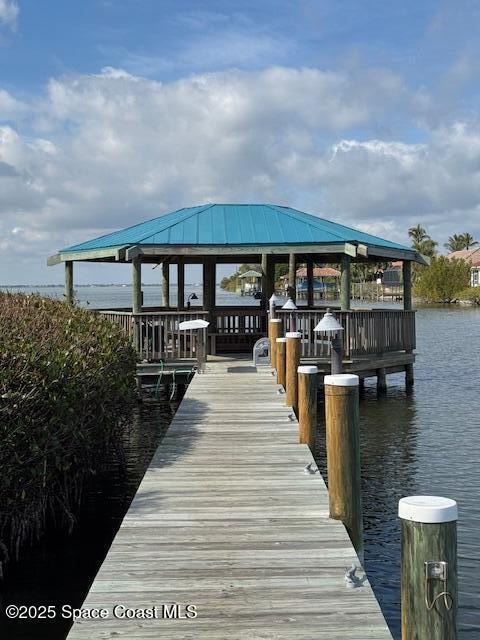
[{"x1": 69, "y1": 357, "x2": 392, "y2": 639}]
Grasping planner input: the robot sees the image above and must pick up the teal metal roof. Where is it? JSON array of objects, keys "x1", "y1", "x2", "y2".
[{"x1": 62, "y1": 204, "x2": 411, "y2": 252}]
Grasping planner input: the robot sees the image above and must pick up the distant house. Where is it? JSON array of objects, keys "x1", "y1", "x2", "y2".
[
  {"x1": 383, "y1": 260, "x2": 403, "y2": 285},
  {"x1": 447, "y1": 248, "x2": 480, "y2": 287},
  {"x1": 280, "y1": 266, "x2": 340, "y2": 291}
]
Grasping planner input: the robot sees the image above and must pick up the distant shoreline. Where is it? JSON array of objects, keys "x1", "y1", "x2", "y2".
[{"x1": 0, "y1": 283, "x2": 193, "y2": 288}]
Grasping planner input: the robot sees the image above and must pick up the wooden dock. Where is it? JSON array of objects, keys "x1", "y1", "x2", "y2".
[{"x1": 68, "y1": 357, "x2": 392, "y2": 639}]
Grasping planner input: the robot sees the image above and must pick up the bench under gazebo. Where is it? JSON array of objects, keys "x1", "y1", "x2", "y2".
[{"x1": 48, "y1": 203, "x2": 425, "y2": 384}]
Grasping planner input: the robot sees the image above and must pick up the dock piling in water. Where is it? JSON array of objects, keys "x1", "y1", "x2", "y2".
[
  {"x1": 399, "y1": 496, "x2": 458, "y2": 640},
  {"x1": 297, "y1": 365, "x2": 318, "y2": 451},
  {"x1": 285, "y1": 331, "x2": 302, "y2": 413},
  {"x1": 324, "y1": 373, "x2": 363, "y2": 555},
  {"x1": 276, "y1": 337, "x2": 286, "y2": 387},
  {"x1": 268, "y1": 318, "x2": 282, "y2": 370}
]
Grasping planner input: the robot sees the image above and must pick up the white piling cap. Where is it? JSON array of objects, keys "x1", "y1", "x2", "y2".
[
  {"x1": 298, "y1": 365, "x2": 318, "y2": 374},
  {"x1": 286, "y1": 331, "x2": 302, "y2": 338},
  {"x1": 398, "y1": 496, "x2": 458, "y2": 523},
  {"x1": 276, "y1": 337, "x2": 287, "y2": 343},
  {"x1": 269, "y1": 318, "x2": 282, "y2": 323},
  {"x1": 324, "y1": 374, "x2": 359, "y2": 386}
]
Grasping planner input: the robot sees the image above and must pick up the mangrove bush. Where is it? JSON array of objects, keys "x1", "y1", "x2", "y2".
[
  {"x1": 414, "y1": 256, "x2": 471, "y2": 303},
  {"x1": 0, "y1": 293, "x2": 137, "y2": 570}
]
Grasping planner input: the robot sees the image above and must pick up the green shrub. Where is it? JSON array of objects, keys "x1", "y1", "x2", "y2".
[
  {"x1": 413, "y1": 256, "x2": 471, "y2": 303},
  {"x1": 457, "y1": 286, "x2": 480, "y2": 304},
  {"x1": 0, "y1": 293, "x2": 137, "y2": 566}
]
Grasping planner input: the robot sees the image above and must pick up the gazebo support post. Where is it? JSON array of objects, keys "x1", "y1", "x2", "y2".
[
  {"x1": 403, "y1": 261, "x2": 412, "y2": 311},
  {"x1": 64, "y1": 260, "x2": 74, "y2": 305},
  {"x1": 340, "y1": 254, "x2": 351, "y2": 311},
  {"x1": 306, "y1": 256, "x2": 314, "y2": 308},
  {"x1": 132, "y1": 257, "x2": 142, "y2": 313},
  {"x1": 162, "y1": 259, "x2": 170, "y2": 308},
  {"x1": 177, "y1": 257, "x2": 185, "y2": 310},
  {"x1": 403, "y1": 260, "x2": 414, "y2": 388},
  {"x1": 203, "y1": 255, "x2": 216, "y2": 330},
  {"x1": 288, "y1": 253, "x2": 296, "y2": 302},
  {"x1": 262, "y1": 253, "x2": 275, "y2": 311}
]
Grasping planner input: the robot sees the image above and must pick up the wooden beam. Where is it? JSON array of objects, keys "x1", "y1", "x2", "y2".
[
  {"x1": 403, "y1": 261, "x2": 412, "y2": 311},
  {"x1": 177, "y1": 257, "x2": 185, "y2": 310},
  {"x1": 132, "y1": 257, "x2": 142, "y2": 313},
  {"x1": 47, "y1": 253, "x2": 62, "y2": 266},
  {"x1": 52, "y1": 246, "x2": 129, "y2": 264},
  {"x1": 65, "y1": 261, "x2": 74, "y2": 304},
  {"x1": 127, "y1": 243, "x2": 350, "y2": 259},
  {"x1": 340, "y1": 254, "x2": 351, "y2": 311},
  {"x1": 162, "y1": 259, "x2": 170, "y2": 308},
  {"x1": 306, "y1": 256, "x2": 314, "y2": 308}
]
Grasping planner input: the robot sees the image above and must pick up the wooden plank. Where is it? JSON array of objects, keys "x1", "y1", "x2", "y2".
[{"x1": 68, "y1": 359, "x2": 392, "y2": 639}]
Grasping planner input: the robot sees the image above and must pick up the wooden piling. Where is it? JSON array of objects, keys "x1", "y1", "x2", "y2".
[
  {"x1": 276, "y1": 337, "x2": 286, "y2": 387},
  {"x1": 285, "y1": 331, "x2": 301, "y2": 412},
  {"x1": 399, "y1": 496, "x2": 458, "y2": 640},
  {"x1": 377, "y1": 367, "x2": 387, "y2": 393},
  {"x1": 405, "y1": 363, "x2": 414, "y2": 389},
  {"x1": 297, "y1": 365, "x2": 317, "y2": 450},
  {"x1": 269, "y1": 319, "x2": 282, "y2": 369},
  {"x1": 324, "y1": 373, "x2": 363, "y2": 554}
]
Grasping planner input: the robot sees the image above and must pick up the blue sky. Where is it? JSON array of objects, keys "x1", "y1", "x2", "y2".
[{"x1": 1, "y1": 1, "x2": 480, "y2": 283}]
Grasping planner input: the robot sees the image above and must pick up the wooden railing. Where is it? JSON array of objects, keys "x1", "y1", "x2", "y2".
[
  {"x1": 99, "y1": 310, "x2": 209, "y2": 361},
  {"x1": 277, "y1": 309, "x2": 415, "y2": 358},
  {"x1": 98, "y1": 307, "x2": 415, "y2": 360},
  {"x1": 212, "y1": 307, "x2": 267, "y2": 334}
]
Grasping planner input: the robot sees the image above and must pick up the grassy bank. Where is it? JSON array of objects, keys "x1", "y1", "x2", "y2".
[{"x1": 0, "y1": 293, "x2": 137, "y2": 571}]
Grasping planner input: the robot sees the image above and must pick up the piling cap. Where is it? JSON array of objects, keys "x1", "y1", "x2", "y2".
[
  {"x1": 298, "y1": 365, "x2": 318, "y2": 374},
  {"x1": 324, "y1": 374, "x2": 359, "y2": 387},
  {"x1": 398, "y1": 496, "x2": 458, "y2": 523},
  {"x1": 276, "y1": 337, "x2": 287, "y2": 343},
  {"x1": 269, "y1": 318, "x2": 282, "y2": 323},
  {"x1": 286, "y1": 331, "x2": 302, "y2": 338}
]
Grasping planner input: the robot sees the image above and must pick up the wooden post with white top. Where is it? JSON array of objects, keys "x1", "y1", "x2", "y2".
[
  {"x1": 297, "y1": 365, "x2": 317, "y2": 451},
  {"x1": 399, "y1": 496, "x2": 458, "y2": 640},
  {"x1": 276, "y1": 337, "x2": 286, "y2": 388},
  {"x1": 324, "y1": 373, "x2": 363, "y2": 554},
  {"x1": 269, "y1": 319, "x2": 282, "y2": 370},
  {"x1": 285, "y1": 331, "x2": 301, "y2": 413}
]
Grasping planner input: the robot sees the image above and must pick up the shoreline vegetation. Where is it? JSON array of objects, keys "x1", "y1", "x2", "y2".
[{"x1": 0, "y1": 293, "x2": 137, "y2": 575}]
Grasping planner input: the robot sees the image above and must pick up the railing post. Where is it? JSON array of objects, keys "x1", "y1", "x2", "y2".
[
  {"x1": 276, "y1": 337, "x2": 286, "y2": 387},
  {"x1": 297, "y1": 365, "x2": 317, "y2": 450},
  {"x1": 269, "y1": 318, "x2": 282, "y2": 369},
  {"x1": 399, "y1": 496, "x2": 458, "y2": 640},
  {"x1": 324, "y1": 373, "x2": 363, "y2": 554},
  {"x1": 285, "y1": 331, "x2": 302, "y2": 413}
]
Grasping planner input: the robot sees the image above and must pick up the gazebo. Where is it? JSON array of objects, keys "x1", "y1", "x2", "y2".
[{"x1": 48, "y1": 204, "x2": 425, "y2": 377}]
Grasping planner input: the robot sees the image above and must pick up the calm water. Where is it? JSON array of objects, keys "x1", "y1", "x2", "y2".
[
  {"x1": 1, "y1": 287, "x2": 479, "y2": 638},
  {"x1": 315, "y1": 304, "x2": 480, "y2": 638}
]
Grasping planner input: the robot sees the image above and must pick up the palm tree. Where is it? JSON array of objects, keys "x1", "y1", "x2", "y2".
[
  {"x1": 408, "y1": 224, "x2": 437, "y2": 258},
  {"x1": 460, "y1": 233, "x2": 478, "y2": 250},
  {"x1": 408, "y1": 224, "x2": 428, "y2": 246},
  {"x1": 444, "y1": 234, "x2": 466, "y2": 252}
]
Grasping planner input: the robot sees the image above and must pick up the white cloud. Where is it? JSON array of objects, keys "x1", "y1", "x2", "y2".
[
  {"x1": 1, "y1": 65, "x2": 480, "y2": 281},
  {"x1": 0, "y1": 0, "x2": 18, "y2": 30}
]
